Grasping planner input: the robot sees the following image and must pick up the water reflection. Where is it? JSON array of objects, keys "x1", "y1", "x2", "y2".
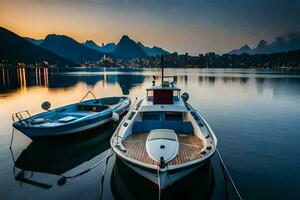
[
  {"x1": 0, "y1": 68, "x2": 146, "y2": 95},
  {"x1": 1, "y1": 68, "x2": 300, "y2": 199},
  {"x1": 11, "y1": 124, "x2": 116, "y2": 189},
  {"x1": 2, "y1": 67, "x2": 300, "y2": 99}
]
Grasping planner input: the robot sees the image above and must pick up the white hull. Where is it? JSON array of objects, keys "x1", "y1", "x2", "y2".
[
  {"x1": 123, "y1": 159, "x2": 207, "y2": 189},
  {"x1": 110, "y1": 76, "x2": 217, "y2": 189}
]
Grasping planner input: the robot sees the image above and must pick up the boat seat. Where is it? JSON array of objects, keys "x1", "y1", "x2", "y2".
[
  {"x1": 132, "y1": 121, "x2": 163, "y2": 134},
  {"x1": 30, "y1": 118, "x2": 50, "y2": 124},
  {"x1": 58, "y1": 116, "x2": 77, "y2": 123},
  {"x1": 164, "y1": 121, "x2": 182, "y2": 133},
  {"x1": 132, "y1": 121, "x2": 194, "y2": 134},
  {"x1": 182, "y1": 121, "x2": 194, "y2": 134}
]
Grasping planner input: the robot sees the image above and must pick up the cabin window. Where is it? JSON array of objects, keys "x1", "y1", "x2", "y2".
[
  {"x1": 165, "y1": 112, "x2": 183, "y2": 121},
  {"x1": 142, "y1": 112, "x2": 161, "y2": 120},
  {"x1": 147, "y1": 90, "x2": 153, "y2": 97},
  {"x1": 153, "y1": 90, "x2": 173, "y2": 104}
]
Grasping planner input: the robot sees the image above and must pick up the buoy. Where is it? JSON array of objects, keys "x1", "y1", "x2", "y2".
[
  {"x1": 112, "y1": 112, "x2": 119, "y2": 122},
  {"x1": 41, "y1": 101, "x2": 51, "y2": 111},
  {"x1": 181, "y1": 92, "x2": 189, "y2": 101}
]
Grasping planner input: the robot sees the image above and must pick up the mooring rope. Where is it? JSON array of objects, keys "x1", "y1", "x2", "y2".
[
  {"x1": 57, "y1": 149, "x2": 113, "y2": 186},
  {"x1": 157, "y1": 167, "x2": 161, "y2": 200},
  {"x1": 216, "y1": 149, "x2": 243, "y2": 200},
  {"x1": 98, "y1": 149, "x2": 113, "y2": 200}
]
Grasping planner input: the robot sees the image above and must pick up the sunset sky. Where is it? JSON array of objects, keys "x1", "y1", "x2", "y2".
[{"x1": 1, "y1": 0, "x2": 300, "y2": 54}]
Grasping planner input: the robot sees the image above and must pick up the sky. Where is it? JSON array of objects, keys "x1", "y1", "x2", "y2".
[{"x1": 1, "y1": 0, "x2": 300, "y2": 54}]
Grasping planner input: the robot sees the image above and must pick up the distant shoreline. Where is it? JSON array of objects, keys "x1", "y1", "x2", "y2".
[{"x1": 1, "y1": 65, "x2": 300, "y2": 72}]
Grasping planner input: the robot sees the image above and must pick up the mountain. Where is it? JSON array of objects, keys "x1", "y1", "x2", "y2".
[
  {"x1": 23, "y1": 34, "x2": 169, "y2": 60},
  {"x1": 112, "y1": 35, "x2": 147, "y2": 59},
  {"x1": 229, "y1": 36, "x2": 300, "y2": 55},
  {"x1": 138, "y1": 42, "x2": 169, "y2": 56},
  {"x1": 0, "y1": 27, "x2": 78, "y2": 67},
  {"x1": 229, "y1": 44, "x2": 251, "y2": 55},
  {"x1": 254, "y1": 40, "x2": 268, "y2": 54},
  {"x1": 103, "y1": 43, "x2": 117, "y2": 53},
  {"x1": 83, "y1": 40, "x2": 116, "y2": 53},
  {"x1": 24, "y1": 37, "x2": 44, "y2": 46},
  {"x1": 40, "y1": 34, "x2": 105, "y2": 63},
  {"x1": 84, "y1": 38, "x2": 168, "y2": 57}
]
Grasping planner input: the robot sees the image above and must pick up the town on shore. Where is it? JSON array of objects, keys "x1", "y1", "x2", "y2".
[{"x1": 1, "y1": 27, "x2": 300, "y2": 70}]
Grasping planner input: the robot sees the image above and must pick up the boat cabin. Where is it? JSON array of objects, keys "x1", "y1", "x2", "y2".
[{"x1": 146, "y1": 76, "x2": 181, "y2": 105}]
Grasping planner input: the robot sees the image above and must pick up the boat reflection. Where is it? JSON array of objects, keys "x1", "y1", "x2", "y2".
[{"x1": 11, "y1": 123, "x2": 116, "y2": 189}]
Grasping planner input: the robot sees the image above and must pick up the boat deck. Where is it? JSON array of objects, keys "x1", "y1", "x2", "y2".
[{"x1": 123, "y1": 133, "x2": 204, "y2": 166}]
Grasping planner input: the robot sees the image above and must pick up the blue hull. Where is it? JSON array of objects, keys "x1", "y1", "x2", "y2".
[{"x1": 13, "y1": 97, "x2": 131, "y2": 139}]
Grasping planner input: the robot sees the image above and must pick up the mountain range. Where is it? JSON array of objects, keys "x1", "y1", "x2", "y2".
[
  {"x1": 0, "y1": 27, "x2": 78, "y2": 67},
  {"x1": 40, "y1": 34, "x2": 105, "y2": 63},
  {"x1": 82, "y1": 40, "x2": 116, "y2": 53},
  {"x1": 111, "y1": 35, "x2": 147, "y2": 59},
  {"x1": 137, "y1": 42, "x2": 170, "y2": 57},
  {"x1": 24, "y1": 33, "x2": 169, "y2": 62},
  {"x1": 229, "y1": 36, "x2": 300, "y2": 55}
]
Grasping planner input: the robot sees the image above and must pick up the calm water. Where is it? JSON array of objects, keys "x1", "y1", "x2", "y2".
[{"x1": 0, "y1": 67, "x2": 300, "y2": 200}]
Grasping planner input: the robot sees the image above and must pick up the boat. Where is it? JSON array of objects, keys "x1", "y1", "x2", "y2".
[
  {"x1": 110, "y1": 67, "x2": 217, "y2": 189},
  {"x1": 12, "y1": 91, "x2": 131, "y2": 139}
]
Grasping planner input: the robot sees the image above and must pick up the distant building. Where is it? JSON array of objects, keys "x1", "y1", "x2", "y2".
[{"x1": 185, "y1": 53, "x2": 189, "y2": 65}]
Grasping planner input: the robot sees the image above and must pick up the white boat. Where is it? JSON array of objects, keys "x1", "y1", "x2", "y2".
[
  {"x1": 110, "y1": 75, "x2": 217, "y2": 189},
  {"x1": 12, "y1": 93, "x2": 131, "y2": 139}
]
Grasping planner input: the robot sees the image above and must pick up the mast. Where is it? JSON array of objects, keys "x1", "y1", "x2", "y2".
[{"x1": 161, "y1": 55, "x2": 164, "y2": 85}]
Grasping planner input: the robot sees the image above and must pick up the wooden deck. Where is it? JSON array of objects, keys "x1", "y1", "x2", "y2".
[{"x1": 123, "y1": 134, "x2": 204, "y2": 166}]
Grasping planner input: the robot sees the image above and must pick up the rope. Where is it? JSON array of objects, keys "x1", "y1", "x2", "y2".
[
  {"x1": 216, "y1": 149, "x2": 243, "y2": 200},
  {"x1": 80, "y1": 90, "x2": 97, "y2": 102},
  {"x1": 98, "y1": 149, "x2": 112, "y2": 200},
  {"x1": 157, "y1": 167, "x2": 161, "y2": 200},
  {"x1": 57, "y1": 149, "x2": 113, "y2": 184},
  {"x1": 9, "y1": 128, "x2": 15, "y2": 148}
]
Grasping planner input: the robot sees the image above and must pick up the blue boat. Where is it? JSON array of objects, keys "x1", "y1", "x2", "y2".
[{"x1": 12, "y1": 94, "x2": 131, "y2": 139}]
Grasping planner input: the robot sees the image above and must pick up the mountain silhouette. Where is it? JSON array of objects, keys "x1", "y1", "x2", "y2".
[
  {"x1": 24, "y1": 37, "x2": 44, "y2": 46},
  {"x1": 40, "y1": 34, "x2": 105, "y2": 63},
  {"x1": 83, "y1": 40, "x2": 116, "y2": 53},
  {"x1": 138, "y1": 42, "x2": 169, "y2": 56},
  {"x1": 112, "y1": 35, "x2": 147, "y2": 59},
  {"x1": 0, "y1": 27, "x2": 77, "y2": 66},
  {"x1": 84, "y1": 38, "x2": 168, "y2": 58},
  {"x1": 229, "y1": 36, "x2": 300, "y2": 55},
  {"x1": 254, "y1": 40, "x2": 268, "y2": 54},
  {"x1": 21, "y1": 34, "x2": 169, "y2": 60},
  {"x1": 229, "y1": 44, "x2": 251, "y2": 55}
]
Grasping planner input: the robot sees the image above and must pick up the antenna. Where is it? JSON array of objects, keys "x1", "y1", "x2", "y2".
[{"x1": 161, "y1": 55, "x2": 164, "y2": 85}]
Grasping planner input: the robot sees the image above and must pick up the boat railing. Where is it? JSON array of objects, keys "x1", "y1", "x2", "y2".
[
  {"x1": 156, "y1": 75, "x2": 177, "y2": 83},
  {"x1": 11, "y1": 110, "x2": 31, "y2": 147},
  {"x1": 12, "y1": 110, "x2": 31, "y2": 123},
  {"x1": 80, "y1": 90, "x2": 97, "y2": 103},
  {"x1": 111, "y1": 98, "x2": 141, "y2": 147}
]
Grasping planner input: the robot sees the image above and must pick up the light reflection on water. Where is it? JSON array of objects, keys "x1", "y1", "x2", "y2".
[{"x1": 0, "y1": 67, "x2": 300, "y2": 200}]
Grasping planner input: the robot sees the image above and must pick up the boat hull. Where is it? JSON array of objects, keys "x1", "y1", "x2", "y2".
[
  {"x1": 14, "y1": 113, "x2": 113, "y2": 138},
  {"x1": 13, "y1": 97, "x2": 131, "y2": 139},
  {"x1": 116, "y1": 154, "x2": 212, "y2": 189}
]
